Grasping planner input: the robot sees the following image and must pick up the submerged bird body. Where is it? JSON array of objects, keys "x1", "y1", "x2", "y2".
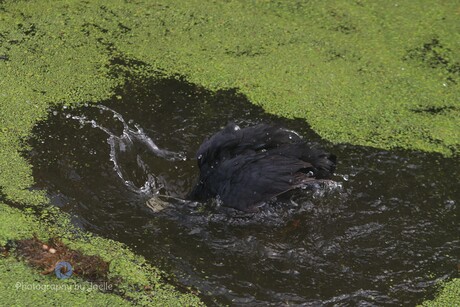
[{"x1": 189, "y1": 123, "x2": 336, "y2": 212}]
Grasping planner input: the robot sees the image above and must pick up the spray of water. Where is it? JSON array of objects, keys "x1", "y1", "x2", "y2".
[{"x1": 70, "y1": 105, "x2": 185, "y2": 195}]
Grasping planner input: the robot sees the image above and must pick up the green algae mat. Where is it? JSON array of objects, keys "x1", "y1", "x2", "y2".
[
  {"x1": 0, "y1": 0, "x2": 459, "y2": 305},
  {"x1": 0, "y1": 202, "x2": 202, "y2": 305},
  {"x1": 1, "y1": 0, "x2": 459, "y2": 201}
]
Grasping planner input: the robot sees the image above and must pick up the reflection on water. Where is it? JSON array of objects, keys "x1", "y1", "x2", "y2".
[{"x1": 27, "y1": 76, "x2": 458, "y2": 306}]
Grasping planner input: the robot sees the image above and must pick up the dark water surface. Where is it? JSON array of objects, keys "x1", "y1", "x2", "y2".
[{"x1": 27, "y1": 76, "x2": 459, "y2": 306}]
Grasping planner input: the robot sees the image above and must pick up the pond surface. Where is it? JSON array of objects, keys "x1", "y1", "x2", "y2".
[{"x1": 27, "y1": 74, "x2": 458, "y2": 306}]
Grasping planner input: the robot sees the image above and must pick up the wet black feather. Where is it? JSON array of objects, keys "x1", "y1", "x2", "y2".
[{"x1": 189, "y1": 123, "x2": 336, "y2": 212}]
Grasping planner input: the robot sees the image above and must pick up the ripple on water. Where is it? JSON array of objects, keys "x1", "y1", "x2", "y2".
[{"x1": 26, "y1": 75, "x2": 459, "y2": 306}]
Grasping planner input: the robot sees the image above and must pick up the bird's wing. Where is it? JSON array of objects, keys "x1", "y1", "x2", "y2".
[
  {"x1": 214, "y1": 153, "x2": 312, "y2": 212},
  {"x1": 196, "y1": 123, "x2": 303, "y2": 169}
]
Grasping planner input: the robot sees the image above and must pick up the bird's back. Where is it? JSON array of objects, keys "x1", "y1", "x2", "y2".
[{"x1": 189, "y1": 123, "x2": 336, "y2": 211}]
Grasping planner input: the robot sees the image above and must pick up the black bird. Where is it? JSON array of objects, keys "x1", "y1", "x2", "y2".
[{"x1": 189, "y1": 123, "x2": 336, "y2": 212}]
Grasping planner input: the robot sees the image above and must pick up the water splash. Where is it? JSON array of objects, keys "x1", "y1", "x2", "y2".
[
  {"x1": 27, "y1": 76, "x2": 459, "y2": 306},
  {"x1": 69, "y1": 105, "x2": 185, "y2": 194}
]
